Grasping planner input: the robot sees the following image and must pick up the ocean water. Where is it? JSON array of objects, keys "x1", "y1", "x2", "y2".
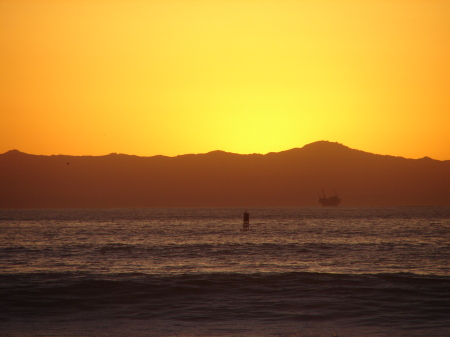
[{"x1": 0, "y1": 207, "x2": 449, "y2": 337}]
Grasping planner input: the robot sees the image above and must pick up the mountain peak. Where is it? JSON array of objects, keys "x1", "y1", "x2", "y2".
[
  {"x1": 2, "y1": 149, "x2": 27, "y2": 156},
  {"x1": 302, "y1": 141, "x2": 350, "y2": 150},
  {"x1": 299, "y1": 141, "x2": 354, "y2": 156},
  {"x1": 205, "y1": 150, "x2": 234, "y2": 156}
]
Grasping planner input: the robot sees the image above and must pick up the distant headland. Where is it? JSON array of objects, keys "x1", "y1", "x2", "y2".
[{"x1": 1, "y1": 141, "x2": 449, "y2": 208}]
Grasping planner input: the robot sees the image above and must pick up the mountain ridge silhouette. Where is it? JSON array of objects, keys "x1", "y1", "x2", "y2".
[
  {"x1": 1, "y1": 141, "x2": 449, "y2": 208},
  {"x1": 3, "y1": 141, "x2": 445, "y2": 161}
]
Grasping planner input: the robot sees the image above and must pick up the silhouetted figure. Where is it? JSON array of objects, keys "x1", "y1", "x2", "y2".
[{"x1": 243, "y1": 211, "x2": 250, "y2": 231}]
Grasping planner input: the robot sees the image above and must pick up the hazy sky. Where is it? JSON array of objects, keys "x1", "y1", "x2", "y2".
[{"x1": 1, "y1": 0, "x2": 449, "y2": 159}]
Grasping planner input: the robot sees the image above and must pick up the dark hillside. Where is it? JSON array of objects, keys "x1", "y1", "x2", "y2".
[{"x1": 1, "y1": 142, "x2": 449, "y2": 208}]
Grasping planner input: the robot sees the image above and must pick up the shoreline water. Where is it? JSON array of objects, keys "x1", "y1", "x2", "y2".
[{"x1": 1, "y1": 207, "x2": 449, "y2": 336}]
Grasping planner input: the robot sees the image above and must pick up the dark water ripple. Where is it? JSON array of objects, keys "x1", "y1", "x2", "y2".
[
  {"x1": 1, "y1": 272, "x2": 449, "y2": 328},
  {"x1": 1, "y1": 207, "x2": 450, "y2": 336}
]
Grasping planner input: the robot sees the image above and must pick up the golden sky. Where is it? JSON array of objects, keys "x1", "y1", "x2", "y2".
[{"x1": 1, "y1": 0, "x2": 449, "y2": 159}]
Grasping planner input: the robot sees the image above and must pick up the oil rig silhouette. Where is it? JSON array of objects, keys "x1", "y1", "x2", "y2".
[{"x1": 319, "y1": 188, "x2": 341, "y2": 206}]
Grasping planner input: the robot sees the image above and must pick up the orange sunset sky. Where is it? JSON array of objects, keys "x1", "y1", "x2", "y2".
[{"x1": 1, "y1": 0, "x2": 449, "y2": 160}]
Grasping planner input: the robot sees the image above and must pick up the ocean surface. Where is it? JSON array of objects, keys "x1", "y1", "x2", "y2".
[{"x1": 0, "y1": 207, "x2": 449, "y2": 337}]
